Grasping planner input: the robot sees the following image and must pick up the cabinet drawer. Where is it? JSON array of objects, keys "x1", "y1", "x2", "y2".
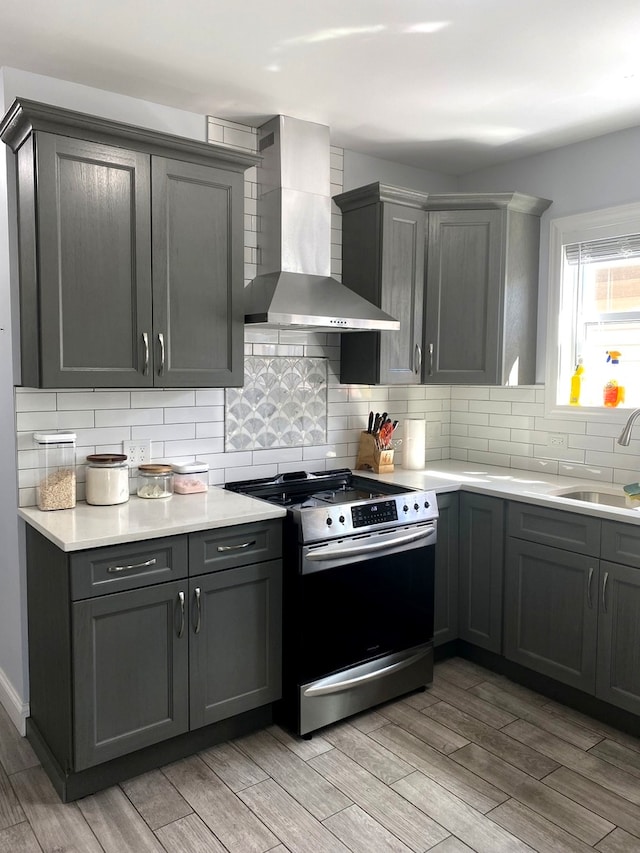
[
  {"x1": 508, "y1": 502, "x2": 600, "y2": 556},
  {"x1": 189, "y1": 521, "x2": 282, "y2": 575},
  {"x1": 601, "y1": 521, "x2": 640, "y2": 568},
  {"x1": 70, "y1": 536, "x2": 188, "y2": 600}
]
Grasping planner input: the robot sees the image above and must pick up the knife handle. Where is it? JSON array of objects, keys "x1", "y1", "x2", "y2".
[{"x1": 367, "y1": 411, "x2": 374, "y2": 434}]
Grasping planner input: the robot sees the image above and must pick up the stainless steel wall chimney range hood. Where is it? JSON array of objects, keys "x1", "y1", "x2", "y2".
[{"x1": 243, "y1": 115, "x2": 400, "y2": 332}]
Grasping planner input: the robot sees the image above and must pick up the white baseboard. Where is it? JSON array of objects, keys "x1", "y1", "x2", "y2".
[{"x1": 0, "y1": 667, "x2": 29, "y2": 735}]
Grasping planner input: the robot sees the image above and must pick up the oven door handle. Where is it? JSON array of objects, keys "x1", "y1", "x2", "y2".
[
  {"x1": 306, "y1": 526, "x2": 435, "y2": 562},
  {"x1": 303, "y1": 647, "x2": 430, "y2": 697}
]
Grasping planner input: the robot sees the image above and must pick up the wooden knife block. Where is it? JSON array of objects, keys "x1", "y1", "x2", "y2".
[{"x1": 355, "y1": 431, "x2": 394, "y2": 474}]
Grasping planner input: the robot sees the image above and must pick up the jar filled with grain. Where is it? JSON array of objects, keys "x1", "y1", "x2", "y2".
[{"x1": 33, "y1": 432, "x2": 77, "y2": 511}]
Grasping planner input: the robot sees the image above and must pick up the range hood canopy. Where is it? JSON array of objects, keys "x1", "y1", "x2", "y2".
[{"x1": 244, "y1": 115, "x2": 400, "y2": 333}]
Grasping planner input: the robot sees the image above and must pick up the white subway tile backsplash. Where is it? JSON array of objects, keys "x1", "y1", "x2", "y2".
[
  {"x1": 489, "y1": 387, "x2": 538, "y2": 403},
  {"x1": 467, "y1": 449, "x2": 511, "y2": 467},
  {"x1": 164, "y1": 407, "x2": 223, "y2": 424},
  {"x1": 534, "y1": 417, "x2": 587, "y2": 434},
  {"x1": 56, "y1": 391, "x2": 131, "y2": 410},
  {"x1": 451, "y1": 386, "x2": 490, "y2": 400},
  {"x1": 567, "y1": 434, "x2": 614, "y2": 452},
  {"x1": 470, "y1": 425, "x2": 510, "y2": 441},
  {"x1": 14, "y1": 391, "x2": 57, "y2": 412},
  {"x1": 488, "y1": 439, "x2": 533, "y2": 457},
  {"x1": 488, "y1": 414, "x2": 535, "y2": 430},
  {"x1": 133, "y1": 423, "x2": 195, "y2": 441},
  {"x1": 534, "y1": 445, "x2": 585, "y2": 463},
  {"x1": 95, "y1": 409, "x2": 164, "y2": 428},
  {"x1": 195, "y1": 422, "x2": 225, "y2": 439},
  {"x1": 131, "y1": 390, "x2": 196, "y2": 408},
  {"x1": 195, "y1": 389, "x2": 225, "y2": 406},
  {"x1": 509, "y1": 457, "x2": 559, "y2": 475},
  {"x1": 469, "y1": 400, "x2": 511, "y2": 415}
]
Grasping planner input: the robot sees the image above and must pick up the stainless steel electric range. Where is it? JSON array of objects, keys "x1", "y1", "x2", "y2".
[{"x1": 225, "y1": 468, "x2": 438, "y2": 736}]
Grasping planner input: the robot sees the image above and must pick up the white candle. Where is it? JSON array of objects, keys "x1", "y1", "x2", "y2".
[{"x1": 404, "y1": 418, "x2": 426, "y2": 469}]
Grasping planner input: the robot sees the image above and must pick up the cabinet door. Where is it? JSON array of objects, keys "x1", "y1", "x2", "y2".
[
  {"x1": 504, "y1": 539, "x2": 598, "y2": 692},
  {"x1": 597, "y1": 561, "x2": 640, "y2": 715},
  {"x1": 459, "y1": 493, "x2": 504, "y2": 652},
  {"x1": 152, "y1": 157, "x2": 244, "y2": 387},
  {"x1": 35, "y1": 134, "x2": 153, "y2": 387},
  {"x1": 339, "y1": 198, "x2": 426, "y2": 385},
  {"x1": 434, "y1": 492, "x2": 459, "y2": 646},
  {"x1": 190, "y1": 560, "x2": 282, "y2": 729},
  {"x1": 72, "y1": 581, "x2": 189, "y2": 770},
  {"x1": 377, "y1": 203, "x2": 426, "y2": 384},
  {"x1": 424, "y1": 209, "x2": 503, "y2": 384}
]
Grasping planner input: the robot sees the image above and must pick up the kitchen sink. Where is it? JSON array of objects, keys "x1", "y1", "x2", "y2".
[{"x1": 553, "y1": 487, "x2": 629, "y2": 508}]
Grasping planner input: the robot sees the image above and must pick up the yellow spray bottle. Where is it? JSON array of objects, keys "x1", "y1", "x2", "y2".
[
  {"x1": 569, "y1": 358, "x2": 584, "y2": 405},
  {"x1": 603, "y1": 351, "x2": 625, "y2": 407}
]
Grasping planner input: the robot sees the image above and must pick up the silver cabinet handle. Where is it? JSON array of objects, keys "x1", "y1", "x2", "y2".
[
  {"x1": 194, "y1": 587, "x2": 201, "y2": 634},
  {"x1": 177, "y1": 591, "x2": 185, "y2": 638},
  {"x1": 217, "y1": 540, "x2": 256, "y2": 552},
  {"x1": 587, "y1": 567, "x2": 594, "y2": 609},
  {"x1": 142, "y1": 332, "x2": 150, "y2": 376},
  {"x1": 414, "y1": 344, "x2": 422, "y2": 375},
  {"x1": 602, "y1": 571, "x2": 609, "y2": 613},
  {"x1": 428, "y1": 342, "x2": 434, "y2": 376},
  {"x1": 158, "y1": 332, "x2": 165, "y2": 376},
  {"x1": 107, "y1": 558, "x2": 157, "y2": 574}
]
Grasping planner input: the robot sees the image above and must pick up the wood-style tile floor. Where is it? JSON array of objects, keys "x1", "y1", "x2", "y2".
[{"x1": 2, "y1": 657, "x2": 640, "y2": 852}]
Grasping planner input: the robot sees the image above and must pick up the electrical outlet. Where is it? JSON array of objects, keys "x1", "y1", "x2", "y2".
[
  {"x1": 548, "y1": 433, "x2": 568, "y2": 449},
  {"x1": 123, "y1": 439, "x2": 151, "y2": 467}
]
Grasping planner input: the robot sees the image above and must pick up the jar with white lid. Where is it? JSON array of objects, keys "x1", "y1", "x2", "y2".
[
  {"x1": 137, "y1": 464, "x2": 173, "y2": 499},
  {"x1": 33, "y1": 432, "x2": 77, "y2": 511},
  {"x1": 171, "y1": 461, "x2": 209, "y2": 494},
  {"x1": 86, "y1": 454, "x2": 130, "y2": 506}
]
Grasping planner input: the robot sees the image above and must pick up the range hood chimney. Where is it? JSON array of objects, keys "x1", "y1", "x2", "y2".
[{"x1": 243, "y1": 115, "x2": 400, "y2": 332}]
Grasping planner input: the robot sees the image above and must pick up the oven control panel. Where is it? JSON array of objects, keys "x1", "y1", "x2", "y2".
[{"x1": 297, "y1": 490, "x2": 438, "y2": 543}]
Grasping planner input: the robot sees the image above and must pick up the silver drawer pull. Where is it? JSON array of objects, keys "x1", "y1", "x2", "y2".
[
  {"x1": 194, "y1": 587, "x2": 201, "y2": 634},
  {"x1": 107, "y1": 558, "x2": 157, "y2": 574},
  {"x1": 217, "y1": 540, "x2": 256, "y2": 552},
  {"x1": 177, "y1": 591, "x2": 185, "y2": 638}
]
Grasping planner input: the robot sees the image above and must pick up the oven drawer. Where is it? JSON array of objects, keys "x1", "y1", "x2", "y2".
[{"x1": 189, "y1": 520, "x2": 282, "y2": 575}]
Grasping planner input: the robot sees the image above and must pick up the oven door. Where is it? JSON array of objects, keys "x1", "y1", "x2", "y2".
[{"x1": 295, "y1": 522, "x2": 436, "y2": 685}]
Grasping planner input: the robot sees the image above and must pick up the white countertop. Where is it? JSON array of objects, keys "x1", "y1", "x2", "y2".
[
  {"x1": 19, "y1": 487, "x2": 286, "y2": 552},
  {"x1": 19, "y1": 460, "x2": 640, "y2": 552},
  {"x1": 358, "y1": 460, "x2": 640, "y2": 525}
]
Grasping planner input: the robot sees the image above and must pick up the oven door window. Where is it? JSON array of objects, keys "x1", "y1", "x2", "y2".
[{"x1": 294, "y1": 545, "x2": 434, "y2": 684}]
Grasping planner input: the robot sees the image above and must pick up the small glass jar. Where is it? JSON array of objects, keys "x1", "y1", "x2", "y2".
[
  {"x1": 86, "y1": 454, "x2": 130, "y2": 506},
  {"x1": 137, "y1": 464, "x2": 174, "y2": 499},
  {"x1": 33, "y1": 432, "x2": 77, "y2": 511},
  {"x1": 171, "y1": 461, "x2": 209, "y2": 494}
]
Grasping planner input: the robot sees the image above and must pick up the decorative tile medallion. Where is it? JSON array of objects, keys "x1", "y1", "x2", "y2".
[{"x1": 225, "y1": 357, "x2": 327, "y2": 450}]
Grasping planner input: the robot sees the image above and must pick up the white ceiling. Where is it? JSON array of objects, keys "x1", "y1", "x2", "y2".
[{"x1": 2, "y1": 0, "x2": 640, "y2": 174}]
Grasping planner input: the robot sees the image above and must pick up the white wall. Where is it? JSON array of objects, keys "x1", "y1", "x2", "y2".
[
  {"x1": 459, "y1": 124, "x2": 640, "y2": 378},
  {"x1": 343, "y1": 148, "x2": 457, "y2": 194}
]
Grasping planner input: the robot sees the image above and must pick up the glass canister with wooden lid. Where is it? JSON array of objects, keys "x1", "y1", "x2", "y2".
[
  {"x1": 137, "y1": 464, "x2": 174, "y2": 499},
  {"x1": 85, "y1": 454, "x2": 130, "y2": 505}
]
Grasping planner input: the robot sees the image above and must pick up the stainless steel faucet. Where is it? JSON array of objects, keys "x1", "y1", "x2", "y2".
[{"x1": 617, "y1": 408, "x2": 640, "y2": 446}]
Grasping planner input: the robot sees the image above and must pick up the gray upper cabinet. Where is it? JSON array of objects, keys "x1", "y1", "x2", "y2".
[
  {"x1": 334, "y1": 183, "x2": 428, "y2": 385},
  {"x1": 0, "y1": 98, "x2": 258, "y2": 388},
  {"x1": 423, "y1": 194, "x2": 551, "y2": 385}
]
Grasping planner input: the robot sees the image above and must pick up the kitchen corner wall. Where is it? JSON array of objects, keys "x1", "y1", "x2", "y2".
[
  {"x1": 14, "y1": 115, "x2": 640, "y2": 507},
  {"x1": 14, "y1": 125, "x2": 451, "y2": 507}
]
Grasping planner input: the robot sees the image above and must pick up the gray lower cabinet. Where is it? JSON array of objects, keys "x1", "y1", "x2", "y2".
[
  {"x1": 433, "y1": 492, "x2": 459, "y2": 646},
  {"x1": 189, "y1": 562, "x2": 282, "y2": 729},
  {"x1": 596, "y1": 559, "x2": 640, "y2": 716},
  {"x1": 73, "y1": 581, "x2": 189, "y2": 770},
  {"x1": 504, "y1": 538, "x2": 598, "y2": 692},
  {"x1": 458, "y1": 493, "x2": 504, "y2": 653},
  {"x1": 0, "y1": 98, "x2": 257, "y2": 388},
  {"x1": 25, "y1": 520, "x2": 282, "y2": 782}
]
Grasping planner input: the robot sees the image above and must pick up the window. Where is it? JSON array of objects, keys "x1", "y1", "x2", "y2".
[{"x1": 547, "y1": 203, "x2": 640, "y2": 415}]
